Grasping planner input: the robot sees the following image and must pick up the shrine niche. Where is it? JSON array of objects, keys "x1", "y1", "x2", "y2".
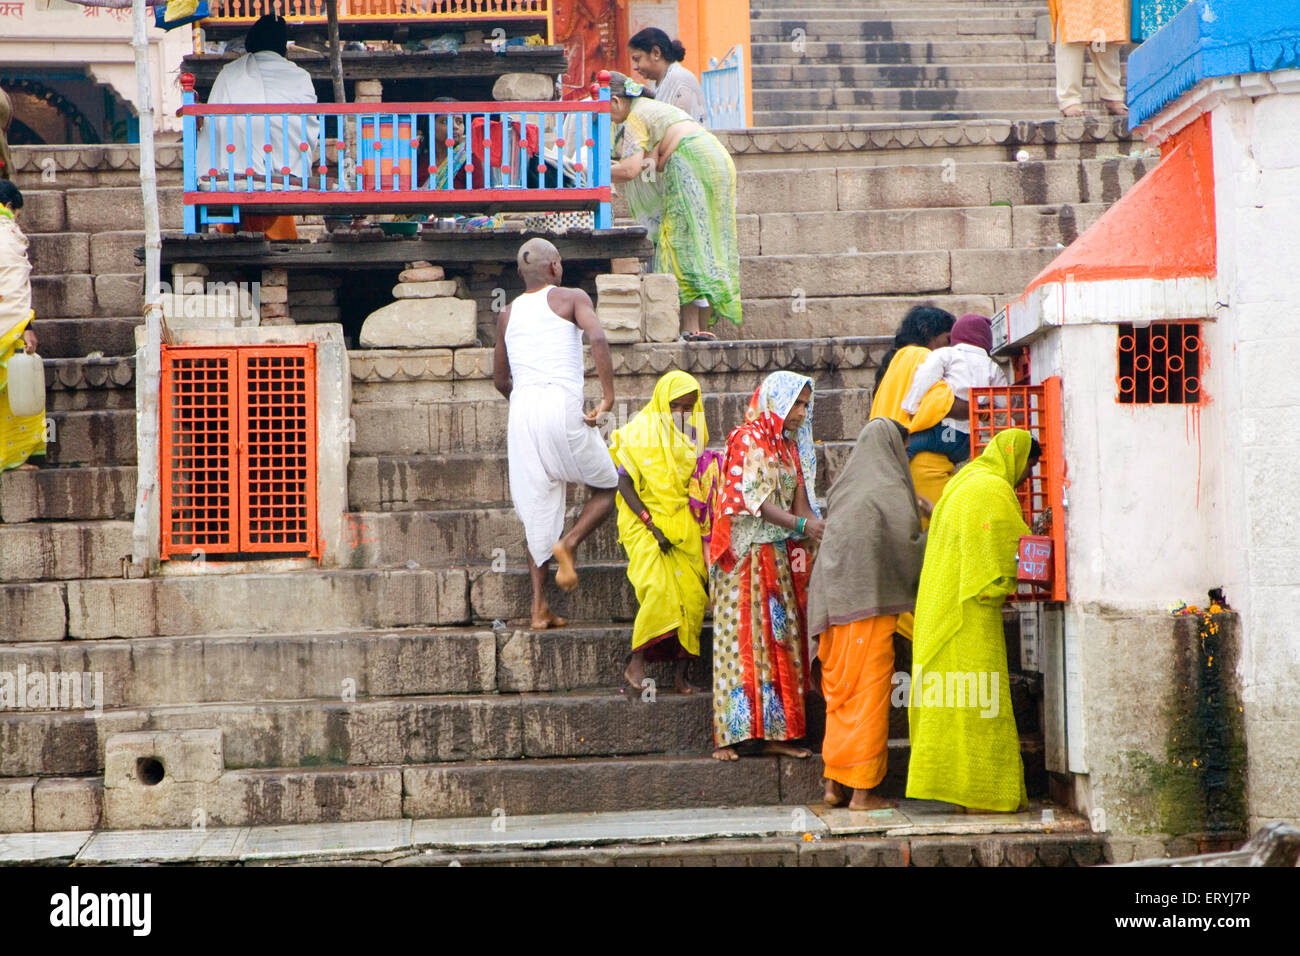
[{"x1": 555, "y1": 0, "x2": 627, "y2": 97}]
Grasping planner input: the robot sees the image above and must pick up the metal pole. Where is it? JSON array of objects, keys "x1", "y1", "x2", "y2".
[
  {"x1": 327, "y1": 0, "x2": 346, "y2": 105},
  {"x1": 130, "y1": 0, "x2": 163, "y2": 574}
]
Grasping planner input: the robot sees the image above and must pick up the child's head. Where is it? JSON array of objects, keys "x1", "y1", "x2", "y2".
[{"x1": 951, "y1": 313, "x2": 993, "y2": 353}]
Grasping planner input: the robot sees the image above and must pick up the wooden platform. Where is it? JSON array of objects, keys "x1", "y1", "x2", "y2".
[
  {"x1": 182, "y1": 47, "x2": 569, "y2": 101},
  {"x1": 158, "y1": 226, "x2": 652, "y2": 271}
]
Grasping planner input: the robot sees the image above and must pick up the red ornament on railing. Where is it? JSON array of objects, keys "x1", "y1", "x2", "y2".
[
  {"x1": 299, "y1": 142, "x2": 309, "y2": 151},
  {"x1": 226, "y1": 144, "x2": 236, "y2": 153},
  {"x1": 209, "y1": 168, "x2": 218, "y2": 177},
  {"x1": 180, "y1": 73, "x2": 196, "y2": 92},
  {"x1": 245, "y1": 167, "x2": 255, "y2": 176},
  {"x1": 317, "y1": 165, "x2": 327, "y2": 174},
  {"x1": 281, "y1": 166, "x2": 290, "y2": 175},
  {"x1": 263, "y1": 144, "x2": 273, "y2": 153}
]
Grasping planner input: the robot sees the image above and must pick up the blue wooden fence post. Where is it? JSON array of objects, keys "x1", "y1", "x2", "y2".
[
  {"x1": 595, "y1": 70, "x2": 612, "y2": 230},
  {"x1": 181, "y1": 73, "x2": 198, "y2": 234}
]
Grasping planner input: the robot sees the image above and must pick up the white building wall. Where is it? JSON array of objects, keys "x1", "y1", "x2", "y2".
[{"x1": 1208, "y1": 88, "x2": 1300, "y2": 828}]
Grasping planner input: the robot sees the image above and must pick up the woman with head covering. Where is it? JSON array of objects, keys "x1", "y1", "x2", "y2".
[
  {"x1": 709, "y1": 371, "x2": 825, "y2": 760},
  {"x1": 806, "y1": 417, "x2": 927, "y2": 809},
  {"x1": 906, "y1": 428, "x2": 1041, "y2": 812},
  {"x1": 610, "y1": 370, "x2": 714, "y2": 694},
  {"x1": 0, "y1": 180, "x2": 45, "y2": 472},
  {"x1": 607, "y1": 71, "x2": 740, "y2": 340},
  {"x1": 628, "y1": 28, "x2": 707, "y2": 125}
]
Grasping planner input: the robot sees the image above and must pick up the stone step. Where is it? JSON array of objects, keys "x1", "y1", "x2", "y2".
[
  {"x1": 754, "y1": 202, "x2": 1109, "y2": 257},
  {"x1": 755, "y1": 86, "x2": 1060, "y2": 112},
  {"x1": 0, "y1": 521, "x2": 133, "y2": 582},
  {"x1": 345, "y1": 507, "x2": 626, "y2": 566},
  {"x1": 32, "y1": 317, "x2": 143, "y2": 359},
  {"x1": 0, "y1": 623, "x2": 705, "y2": 709},
  {"x1": 470, "y1": 563, "x2": 636, "y2": 625},
  {"x1": 737, "y1": 156, "x2": 1152, "y2": 214},
  {"x1": 0, "y1": 567, "x2": 469, "y2": 642},
  {"x1": 0, "y1": 465, "x2": 137, "y2": 523},
  {"x1": 0, "y1": 690, "x2": 714, "y2": 776},
  {"x1": 751, "y1": 62, "x2": 1062, "y2": 88},
  {"x1": 43, "y1": 408, "x2": 136, "y2": 465},
  {"x1": 720, "y1": 119, "x2": 1136, "y2": 171},
  {"x1": 26, "y1": 232, "x2": 90, "y2": 277},
  {"x1": 351, "y1": 387, "x2": 869, "y2": 457},
  {"x1": 752, "y1": 0, "x2": 1046, "y2": 8},
  {"x1": 755, "y1": 108, "x2": 1069, "y2": 127},
  {"x1": 732, "y1": 293, "x2": 997, "y2": 341},
  {"x1": 750, "y1": 38, "x2": 1053, "y2": 65},
  {"x1": 753, "y1": 4, "x2": 1047, "y2": 20},
  {"x1": 30, "y1": 274, "x2": 143, "y2": 320},
  {"x1": 750, "y1": 16, "x2": 1040, "y2": 41},
  {"x1": 739, "y1": 249, "x2": 950, "y2": 299}
]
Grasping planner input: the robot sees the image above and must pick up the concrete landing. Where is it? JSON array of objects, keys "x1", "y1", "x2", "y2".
[{"x1": 1, "y1": 800, "x2": 1100, "y2": 866}]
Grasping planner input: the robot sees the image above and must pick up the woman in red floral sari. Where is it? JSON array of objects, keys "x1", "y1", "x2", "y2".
[{"x1": 708, "y1": 371, "x2": 825, "y2": 760}]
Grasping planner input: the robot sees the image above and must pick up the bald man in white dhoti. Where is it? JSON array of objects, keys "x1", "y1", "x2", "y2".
[{"x1": 494, "y1": 238, "x2": 618, "y2": 629}]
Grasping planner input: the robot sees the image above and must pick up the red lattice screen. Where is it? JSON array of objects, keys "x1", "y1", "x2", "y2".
[
  {"x1": 160, "y1": 345, "x2": 318, "y2": 559},
  {"x1": 969, "y1": 376, "x2": 1066, "y2": 602},
  {"x1": 1117, "y1": 322, "x2": 1201, "y2": 404}
]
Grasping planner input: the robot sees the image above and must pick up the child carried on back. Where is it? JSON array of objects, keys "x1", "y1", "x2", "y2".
[{"x1": 901, "y1": 313, "x2": 1009, "y2": 464}]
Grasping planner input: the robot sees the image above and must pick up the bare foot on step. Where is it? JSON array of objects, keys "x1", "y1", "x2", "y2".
[
  {"x1": 823, "y1": 780, "x2": 847, "y2": 808},
  {"x1": 624, "y1": 653, "x2": 648, "y2": 692},
  {"x1": 530, "y1": 605, "x2": 567, "y2": 630},
  {"x1": 848, "y1": 790, "x2": 894, "y2": 812},
  {"x1": 712, "y1": 746, "x2": 739, "y2": 761},
  {"x1": 552, "y1": 541, "x2": 579, "y2": 591},
  {"x1": 760, "y1": 741, "x2": 812, "y2": 759}
]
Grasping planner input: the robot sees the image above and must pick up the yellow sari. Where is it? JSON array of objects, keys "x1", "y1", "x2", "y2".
[
  {"x1": 1, "y1": 311, "x2": 45, "y2": 472},
  {"x1": 609, "y1": 370, "x2": 710, "y2": 657},
  {"x1": 906, "y1": 429, "x2": 1031, "y2": 812}
]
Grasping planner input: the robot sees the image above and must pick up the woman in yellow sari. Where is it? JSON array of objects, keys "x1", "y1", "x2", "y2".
[
  {"x1": 906, "y1": 428, "x2": 1040, "y2": 812},
  {"x1": 1, "y1": 180, "x2": 44, "y2": 472},
  {"x1": 610, "y1": 370, "x2": 715, "y2": 694}
]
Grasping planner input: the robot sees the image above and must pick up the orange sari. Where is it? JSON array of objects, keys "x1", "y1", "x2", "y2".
[{"x1": 819, "y1": 614, "x2": 898, "y2": 790}]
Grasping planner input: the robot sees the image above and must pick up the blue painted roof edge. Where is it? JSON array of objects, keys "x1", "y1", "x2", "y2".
[{"x1": 1128, "y1": 0, "x2": 1300, "y2": 130}]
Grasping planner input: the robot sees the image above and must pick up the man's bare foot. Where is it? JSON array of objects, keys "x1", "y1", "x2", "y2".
[
  {"x1": 848, "y1": 790, "x2": 894, "y2": 811},
  {"x1": 552, "y1": 541, "x2": 579, "y2": 591},
  {"x1": 530, "y1": 607, "x2": 567, "y2": 629},
  {"x1": 16, "y1": 462, "x2": 38, "y2": 470},
  {"x1": 624, "y1": 652, "x2": 648, "y2": 692},
  {"x1": 823, "y1": 780, "x2": 847, "y2": 807},
  {"x1": 712, "y1": 746, "x2": 739, "y2": 761},
  {"x1": 761, "y1": 741, "x2": 812, "y2": 759}
]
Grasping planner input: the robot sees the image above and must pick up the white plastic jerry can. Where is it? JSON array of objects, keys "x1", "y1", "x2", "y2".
[{"x1": 6, "y1": 349, "x2": 45, "y2": 418}]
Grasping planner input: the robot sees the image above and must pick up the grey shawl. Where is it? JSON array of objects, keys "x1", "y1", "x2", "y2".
[{"x1": 806, "y1": 417, "x2": 927, "y2": 636}]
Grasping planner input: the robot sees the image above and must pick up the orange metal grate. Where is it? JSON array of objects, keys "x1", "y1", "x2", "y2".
[
  {"x1": 161, "y1": 349, "x2": 238, "y2": 557},
  {"x1": 160, "y1": 344, "x2": 318, "y2": 560},
  {"x1": 969, "y1": 376, "x2": 1066, "y2": 602},
  {"x1": 240, "y1": 348, "x2": 317, "y2": 553},
  {"x1": 1117, "y1": 322, "x2": 1201, "y2": 404}
]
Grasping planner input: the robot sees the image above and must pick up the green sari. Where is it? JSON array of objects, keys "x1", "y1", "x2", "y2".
[
  {"x1": 619, "y1": 98, "x2": 742, "y2": 326},
  {"x1": 906, "y1": 429, "x2": 1032, "y2": 811}
]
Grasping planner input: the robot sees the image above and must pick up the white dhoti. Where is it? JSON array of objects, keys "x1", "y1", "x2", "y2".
[{"x1": 508, "y1": 383, "x2": 618, "y2": 568}]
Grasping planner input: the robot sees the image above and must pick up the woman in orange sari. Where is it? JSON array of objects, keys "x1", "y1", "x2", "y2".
[{"x1": 807, "y1": 418, "x2": 926, "y2": 809}]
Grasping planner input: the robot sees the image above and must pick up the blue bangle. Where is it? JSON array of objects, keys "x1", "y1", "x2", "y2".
[{"x1": 796, "y1": 517, "x2": 807, "y2": 536}]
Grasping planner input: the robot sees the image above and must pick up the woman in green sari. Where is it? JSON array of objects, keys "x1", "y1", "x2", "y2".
[
  {"x1": 607, "y1": 71, "x2": 741, "y2": 340},
  {"x1": 906, "y1": 428, "x2": 1040, "y2": 812}
]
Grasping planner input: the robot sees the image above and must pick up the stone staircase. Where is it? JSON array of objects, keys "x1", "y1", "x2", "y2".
[
  {"x1": 0, "y1": 0, "x2": 1153, "y2": 849},
  {"x1": 750, "y1": 0, "x2": 1125, "y2": 126}
]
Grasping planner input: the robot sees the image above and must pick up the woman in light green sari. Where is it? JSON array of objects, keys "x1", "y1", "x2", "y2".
[{"x1": 608, "y1": 71, "x2": 740, "y2": 339}]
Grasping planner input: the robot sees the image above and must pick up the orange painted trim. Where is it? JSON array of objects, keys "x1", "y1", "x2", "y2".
[{"x1": 1024, "y1": 113, "x2": 1216, "y2": 293}]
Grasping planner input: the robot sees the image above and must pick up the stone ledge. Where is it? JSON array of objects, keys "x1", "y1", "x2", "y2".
[
  {"x1": 45, "y1": 356, "x2": 136, "y2": 392},
  {"x1": 10, "y1": 145, "x2": 184, "y2": 174},
  {"x1": 349, "y1": 336, "x2": 894, "y2": 383},
  {"x1": 716, "y1": 117, "x2": 1134, "y2": 156}
]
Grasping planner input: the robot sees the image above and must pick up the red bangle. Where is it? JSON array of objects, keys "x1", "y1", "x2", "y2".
[{"x1": 639, "y1": 509, "x2": 652, "y2": 525}]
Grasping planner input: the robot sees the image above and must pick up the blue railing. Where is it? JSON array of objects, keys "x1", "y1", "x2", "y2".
[
  {"x1": 702, "y1": 46, "x2": 746, "y2": 130},
  {"x1": 179, "y1": 72, "x2": 612, "y2": 233}
]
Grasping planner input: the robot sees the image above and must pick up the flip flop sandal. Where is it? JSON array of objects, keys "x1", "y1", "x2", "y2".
[{"x1": 680, "y1": 331, "x2": 717, "y2": 342}]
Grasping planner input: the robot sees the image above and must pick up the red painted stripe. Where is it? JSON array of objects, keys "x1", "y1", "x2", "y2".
[
  {"x1": 185, "y1": 188, "x2": 609, "y2": 204},
  {"x1": 185, "y1": 102, "x2": 606, "y2": 116}
]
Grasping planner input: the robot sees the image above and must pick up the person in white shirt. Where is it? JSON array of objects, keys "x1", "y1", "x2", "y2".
[
  {"x1": 628, "y1": 28, "x2": 708, "y2": 125},
  {"x1": 901, "y1": 313, "x2": 1008, "y2": 464},
  {"x1": 494, "y1": 238, "x2": 618, "y2": 629}
]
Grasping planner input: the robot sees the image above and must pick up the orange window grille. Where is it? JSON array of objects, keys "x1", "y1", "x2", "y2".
[
  {"x1": 160, "y1": 344, "x2": 318, "y2": 560},
  {"x1": 160, "y1": 349, "x2": 239, "y2": 557},
  {"x1": 1117, "y1": 322, "x2": 1201, "y2": 404},
  {"x1": 968, "y1": 376, "x2": 1066, "y2": 602},
  {"x1": 239, "y1": 348, "x2": 318, "y2": 553}
]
